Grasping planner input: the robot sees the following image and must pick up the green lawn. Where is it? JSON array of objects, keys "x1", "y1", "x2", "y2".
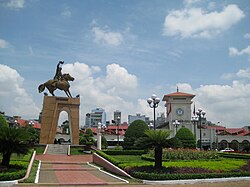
[
  {"x1": 34, "y1": 146, "x2": 45, "y2": 154},
  {"x1": 113, "y1": 155, "x2": 246, "y2": 172},
  {"x1": 0, "y1": 152, "x2": 32, "y2": 181}
]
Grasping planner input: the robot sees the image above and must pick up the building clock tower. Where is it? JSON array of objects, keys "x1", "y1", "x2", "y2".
[{"x1": 162, "y1": 89, "x2": 195, "y2": 138}]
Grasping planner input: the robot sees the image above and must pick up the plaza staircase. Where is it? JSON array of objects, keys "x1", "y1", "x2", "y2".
[{"x1": 45, "y1": 144, "x2": 68, "y2": 155}]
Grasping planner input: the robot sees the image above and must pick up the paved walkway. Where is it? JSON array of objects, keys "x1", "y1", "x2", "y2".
[{"x1": 35, "y1": 154, "x2": 126, "y2": 185}]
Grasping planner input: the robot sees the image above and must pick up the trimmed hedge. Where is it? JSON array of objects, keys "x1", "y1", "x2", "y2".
[
  {"x1": 102, "y1": 150, "x2": 145, "y2": 155},
  {"x1": 218, "y1": 152, "x2": 250, "y2": 159},
  {"x1": 0, "y1": 170, "x2": 26, "y2": 181},
  {"x1": 95, "y1": 150, "x2": 121, "y2": 165},
  {"x1": 133, "y1": 171, "x2": 250, "y2": 180}
]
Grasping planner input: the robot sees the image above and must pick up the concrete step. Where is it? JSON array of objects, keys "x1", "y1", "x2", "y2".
[{"x1": 46, "y1": 144, "x2": 68, "y2": 155}]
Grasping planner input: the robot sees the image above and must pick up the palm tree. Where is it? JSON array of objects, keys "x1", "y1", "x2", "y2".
[
  {"x1": 0, "y1": 126, "x2": 31, "y2": 167},
  {"x1": 136, "y1": 129, "x2": 171, "y2": 169}
]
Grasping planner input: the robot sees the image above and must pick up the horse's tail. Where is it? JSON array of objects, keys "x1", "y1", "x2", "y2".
[{"x1": 38, "y1": 84, "x2": 45, "y2": 93}]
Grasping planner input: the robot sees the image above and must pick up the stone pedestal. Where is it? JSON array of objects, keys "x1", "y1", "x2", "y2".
[{"x1": 39, "y1": 96, "x2": 80, "y2": 145}]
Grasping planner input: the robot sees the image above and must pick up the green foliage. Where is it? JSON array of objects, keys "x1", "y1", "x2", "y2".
[
  {"x1": 135, "y1": 129, "x2": 171, "y2": 169},
  {"x1": 0, "y1": 169, "x2": 26, "y2": 181},
  {"x1": 101, "y1": 136, "x2": 108, "y2": 149},
  {"x1": 123, "y1": 120, "x2": 149, "y2": 150},
  {"x1": 133, "y1": 171, "x2": 250, "y2": 180},
  {"x1": 103, "y1": 150, "x2": 145, "y2": 155},
  {"x1": 0, "y1": 126, "x2": 31, "y2": 167},
  {"x1": 0, "y1": 115, "x2": 8, "y2": 127},
  {"x1": 218, "y1": 152, "x2": 250, "y2": 159},
  {"x1": 34, "y1": 146, "x2": 45, "y2": 154},
  {"x1": 22, "y1": 160, "x2": 39, "y2": 183},
  {"x1": 147, "y1": 149, "x2": 219, "y2": 161},
  {"x1": 166, "y1": 137, "x2": 183, "y2": 148},
  {"x1": 144, "y1": 130, "x2": 171, "y2": 147},
  {"x1": 79, "y1": 128, "x2": 95, "y2": 147},
  {"x1": 175, "y1": 127, "x2": 196, "y2": 148},
  {"x1": 163, "y1": 159, "x2": 245, "y2": 172},
  {"x1": 95, "y1": 150, "x2": 121, "y2": 165},
  {"x1": 0, "y1": 152, "x2": 32, "y2": 181},
  {"x1": 26, "y1": 127, "x2": 40, "y2": 145}
]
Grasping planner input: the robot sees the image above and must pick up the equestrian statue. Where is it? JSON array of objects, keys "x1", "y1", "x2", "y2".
[{"x1": 38, "y1": 61, "x2": 75, "y2": 97}]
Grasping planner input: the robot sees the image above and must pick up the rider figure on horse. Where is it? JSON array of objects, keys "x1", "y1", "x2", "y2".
[
  {"x1": 52, "y1": 61, "x2": 64, "y2": 87},
  {"x1": 38, "y1": 60, "x2": 74, "y2": 97},
  {"x1": 54, "y1": 61, "x2": 64, "y2": 81}
]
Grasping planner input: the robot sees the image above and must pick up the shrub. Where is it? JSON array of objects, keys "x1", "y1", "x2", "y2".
[
  {"x1": 175, "y1": 127, "x2": 196, "y2": 148},
  {"x1": 166, "y1": 137, "x2": 182, "y2": 148},
  {"x1": 123, "y1": 120, "x2": 149, "y2": 150}
]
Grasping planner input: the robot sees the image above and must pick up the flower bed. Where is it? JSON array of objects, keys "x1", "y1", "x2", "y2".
[
  {"x1": 124, "y1": 160, "x2": 250, "y2": 180},
  {"x1": 146, "y1": 149, "x2": 219, "y2": 161}
]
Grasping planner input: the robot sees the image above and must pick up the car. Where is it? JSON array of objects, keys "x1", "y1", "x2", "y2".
[{"x1": 220, "y1": 148, "x2": 234, "y2": 152}]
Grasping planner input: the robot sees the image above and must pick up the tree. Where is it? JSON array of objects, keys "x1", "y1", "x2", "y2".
[
  {"x1": 79, "y1": 128, "x2": 95, "y2": 150},
  {"x1": 26, "y1": 126, "x2": 40, "y2": 145},
  {"x1": 136, "y1": 130, "x2": 171, "y2": 169},
  {"x1": 0, "y1": 125, "x2": 31, "y2": 167},
  {"x1": 0, "y1": 115, "x2": 8, "y2": 127},
  {"x1": 175, "y1": 127, "x2": 196, "y2": 148},
  {"x1": 123, "y1": 120, "x2": 149, "y2": 150}
]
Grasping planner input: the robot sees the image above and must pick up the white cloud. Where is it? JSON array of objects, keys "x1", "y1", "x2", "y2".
[
  {"x1": 175, "y1": 81, "x2": 250, "y2": 127},
  {"x1": 61, "y1": 6, "x2": 71, "y2": 17},
  {"x1": 61, "y1": 62, "x2": 138, "y2": 123},
  {"x1": 236, "y1": 68, "x2": 250, "y2": 79},
  {"x1": 0, "y1": 64, "x2": 40, "y2": 119},
  {"x1": 0, "y1": 39, "x2": 10, "y2": 48},
  {"x1": 163, "y1": 4, "x2": 245, "y2": 38},
  {"x1": 7, "y1": 0, "x2": 25, "y2": 9},
  {"x1": 229, "y1": 46, "x2": 250, "y2": 59},
  {"x1": 92, "y1": 27, "x2": 123, "y2": 46},
  {"x1": 244, "y1": 33, "x2": 250, "y2": 39},
  {"x1": 184, "y1": 0, "x2": 201, "y2": 7}
]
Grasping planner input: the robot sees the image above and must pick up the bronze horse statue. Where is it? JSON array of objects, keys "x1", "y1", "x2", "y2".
[{"x1": 38, "y1": 73, "x2": 74, "y2": 97}]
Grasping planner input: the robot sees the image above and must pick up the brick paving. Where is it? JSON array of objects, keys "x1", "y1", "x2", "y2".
[
  {"x1": 35, "y1": 154, "x2": 125, "y2": 185},
  {"x1": 35, "y1": 154, "x2": 93, "y2": 163}
]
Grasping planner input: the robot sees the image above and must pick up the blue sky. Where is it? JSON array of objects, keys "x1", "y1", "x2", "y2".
[{"x1": 0, "y1": 0, "x2": 250, "y2": 128}]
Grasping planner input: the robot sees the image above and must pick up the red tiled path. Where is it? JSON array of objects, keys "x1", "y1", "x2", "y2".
[
  {"x1": 35, "y1": 154, "x2": 93, "y2": 163},
  {"x1": 35, "y1": 154, "x2": 124, "y2": 185}
]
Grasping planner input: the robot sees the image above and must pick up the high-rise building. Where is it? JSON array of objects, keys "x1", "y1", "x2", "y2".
[
  {"x1": 114, "y1": 110, "x2": 121, "y2": 124},
  {"x1": 85, "y1": 108, "x2": 106, "y2": 128}
]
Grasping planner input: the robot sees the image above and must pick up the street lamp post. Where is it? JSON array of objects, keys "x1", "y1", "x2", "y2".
[
  {"x1": 191, "y1": 115, "x2": 199, "y2": 139},
  {"x1": 117, "y1": 116, "x2": 120, "y2": 146},
  {"x1": 196, "y1": 108, "x2": 206, "y2": 150},
  {"x1": 97, "y1": 122, "x2": 102, "y2": 150},
  {"x1": 173, "y1": 119, "x2": 180, "y2": 135},
  {"x1": 147, "y1": 94, "x2": 160, "y2": 130}
]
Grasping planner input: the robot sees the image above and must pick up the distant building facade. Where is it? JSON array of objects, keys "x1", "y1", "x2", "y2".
[
  {"x1": 128, "y1": 113, "x2": 150, "y2": 125},
  {"x1": 85, "y1": 108, "x2": 106, "y2": 128},
  {"x1": 114, "y1": 110, "x2": 121, "y2": 124},
  {"x1": 162, "y1": 90, "x2": 195, "y2": 136}
]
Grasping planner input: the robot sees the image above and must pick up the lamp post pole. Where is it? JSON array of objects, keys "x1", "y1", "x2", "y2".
[
  {"x1": 97, "y1": 122, "x2": 102, "y2": 150},
  {"x1": 117, "y1": 116, "x2": 120, "y2": 146},
  {"x1": 147, "y1": 94, "x2": 160, "y2": 130},
  {"x1": 196, "y1": 108, "x2": 206, "y2": 150},
  {"x1": 191, "y1": 116, "x2": 198, "y2": 139},
  {"x1": 173, "y1": 119, "x2": 180, "y2": 135}
]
